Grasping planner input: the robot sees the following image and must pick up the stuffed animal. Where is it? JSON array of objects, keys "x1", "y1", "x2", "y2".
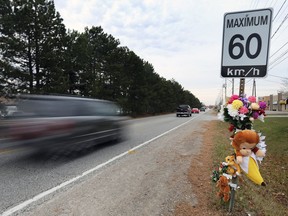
[
  {"x1": 216, "y1": 175, "x2": 230, "y2": 202},
  {"x1": 231, "y1": 130, "x2": 266, "y2": 186},
  {"x1": 232, "y1": 130, "x2": 265, "y2": 164},
  {"x1": 225, "y1": 154, "x2": 241, "y2": 176}
]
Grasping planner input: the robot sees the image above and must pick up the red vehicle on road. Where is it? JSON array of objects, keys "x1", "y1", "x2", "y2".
[{"x1": 191, "y1": 108, "x2": 200, "y2": 114}]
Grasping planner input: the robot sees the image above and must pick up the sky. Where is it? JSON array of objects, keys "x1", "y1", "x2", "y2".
[{"x1": 53, "y1": 0, "x2": 288, "y2": 105}]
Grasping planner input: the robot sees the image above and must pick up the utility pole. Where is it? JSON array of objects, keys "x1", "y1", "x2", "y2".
[
  {"x1": 252, "y1": 79, "x2": 256, "y2": 97},
  {"x1": 232, "y1": 78, "x2": 234, "y2": 95},
  {"x1": 239, "y1": 78, "x2": 245, "y2": 97}
]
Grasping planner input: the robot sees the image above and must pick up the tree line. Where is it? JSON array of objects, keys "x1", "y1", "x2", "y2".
[{"x1": 0, "y1": 0, "x2": 202, "y2": 116}]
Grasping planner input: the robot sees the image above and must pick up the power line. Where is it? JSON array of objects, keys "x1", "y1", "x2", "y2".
[
  {"x1": 260, "y1": 79, "x2": 283, "y2": 84},
  {"x1": 264, "y1": 0, "x2": 272, "y2": 8},
  {"x1": 272, "y1": 22, "x2": 288, "y2": 41},
  {"x1": 272, "y1": 0, "x2": 287, "y2": 22},
  {"x1": 270, "y1": 0, "x2": 279, "y2": 8},
  {"x1": 269, "y1": 74, "x2": 288, "y2": 79},
  {"x1": 273, "y1": 1, "x2": 288, "y2": 23},
  {"x1": 250, "y1": 0, "x2": 259, "y2": 9},
  {"x1": 254, "y1": 0, "x2": 260, "y2": 8},
  {"x1": 270, "y1": 41, "x2": 288, "y2": 58},
  {"x1": 271, "y1": 12, "x2": 288, "y2": 39},
  {"x1": 250, "y1": 0, "x2": 255, "y2": 9},
  {"x1": 269, "y1": 48, "x2": 288, "y2": 66},
  {"x1": 269, "y1": 55, "x2": 288, "y2": 70}
]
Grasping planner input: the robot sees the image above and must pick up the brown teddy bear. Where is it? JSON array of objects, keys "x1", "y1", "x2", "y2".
[{"x1": 216, "y1": 175, "x2": 230, "y2": 202}]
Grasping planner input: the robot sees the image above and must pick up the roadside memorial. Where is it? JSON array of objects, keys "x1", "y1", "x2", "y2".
[
  {"x1": 218, "y1": 7, "x2": 272, "y2": 212},
  {"x1": 213, "y1": 94, "x2": 267, "y2": 212}
]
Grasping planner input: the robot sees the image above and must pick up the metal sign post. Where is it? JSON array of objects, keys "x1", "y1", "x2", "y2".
[
  {"x1": 220, "y1": 8, "x2": 272, "y2": 213},
  {"x1": 228, "y1": 176, "x2": 238, "y2": 212}
]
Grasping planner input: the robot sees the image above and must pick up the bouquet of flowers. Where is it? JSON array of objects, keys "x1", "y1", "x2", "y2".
[{"x1": 218, "y1": 95, "x2": 266, "y2": 132}]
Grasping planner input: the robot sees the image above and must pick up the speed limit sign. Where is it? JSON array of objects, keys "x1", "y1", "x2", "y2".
[{"x1": 221, "y1": 8, "x2": 272, "y2": 78}]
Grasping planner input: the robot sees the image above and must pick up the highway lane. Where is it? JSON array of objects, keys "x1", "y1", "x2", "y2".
[{"x1": 0, "y1": 112, "x2": 208, "y2": 214}]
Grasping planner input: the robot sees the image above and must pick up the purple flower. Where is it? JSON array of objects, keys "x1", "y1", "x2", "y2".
[
  {"x1": 259, "y1": 101, "x2": 267, "y2": 109},
  {"x1": 240, "y1": 97, "x2": 249, "y2": 108},
  {"x1": 252, "y1": 111, "x2": 259, "y2": 119}
]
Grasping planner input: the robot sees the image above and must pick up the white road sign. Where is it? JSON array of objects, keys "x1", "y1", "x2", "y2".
[{"x1": 221, "y1": 8, "x2": 272, "y2": 78}]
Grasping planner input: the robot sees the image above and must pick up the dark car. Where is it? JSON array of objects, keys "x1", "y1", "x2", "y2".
[
  {"x1": 0, "y1": 94, "x2": 128, "y2": 154},
  {"x1": 200, "y1": 107, "x2": 206, "y2": 112},
  {"x1": 176, "y1": 105, "x2": 191, "y2": 117}
]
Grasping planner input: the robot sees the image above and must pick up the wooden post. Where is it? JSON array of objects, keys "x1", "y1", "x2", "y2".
[
  {"x1": 232, "y1": 78, "x2": 234, "y2": 95},
  {"x1": 252, "y1": 79, "x2": 256, "y2": 97},
  {"x1": 239, "y1": 78, "x2": 245, "y2": 97}
]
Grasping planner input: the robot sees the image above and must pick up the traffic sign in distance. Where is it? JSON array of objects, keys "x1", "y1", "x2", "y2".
[{"x1": 221, "y1": 8, "x2": 272, "y2": 78}]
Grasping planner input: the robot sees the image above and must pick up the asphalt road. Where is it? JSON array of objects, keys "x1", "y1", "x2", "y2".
[{"x1": 0, "y1": 111, "x2": 210, "y2": 215}]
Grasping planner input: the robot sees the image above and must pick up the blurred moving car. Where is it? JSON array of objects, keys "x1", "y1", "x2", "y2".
[
  {"x1": 191, "y1": 108, "x2": 200, "y2": 114},
  {"x1": 176, "y1": 105, "x2": 191, "y2": 117},
  {"x1": 0, "y1": 94, "x2": 128, "y2": 154}
]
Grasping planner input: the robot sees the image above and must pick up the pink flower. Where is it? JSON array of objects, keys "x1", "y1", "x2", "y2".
[
  {"x1": 239, "y1": 106, "x2": 249, "y2": 114},
  {"x1": 228, "y1": 95, "x2": 239, "y2": 104},
  {"x1": 248, "y1": 96, "x2": 256, "y2": 103}
]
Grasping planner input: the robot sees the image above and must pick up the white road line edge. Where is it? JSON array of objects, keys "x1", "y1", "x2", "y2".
[{"x1": 1, "y1": 116, "x2": 197, "y2": 216}]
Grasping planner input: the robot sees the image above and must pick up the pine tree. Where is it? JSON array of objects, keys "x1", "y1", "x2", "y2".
[{"x1": 0, "y1": 0, "x2": 67, "y2": 94}]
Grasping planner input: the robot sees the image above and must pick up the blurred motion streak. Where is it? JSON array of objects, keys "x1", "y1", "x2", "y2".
[{"x1": 0, "y1": 94, "x2": 129, "y2": 155}]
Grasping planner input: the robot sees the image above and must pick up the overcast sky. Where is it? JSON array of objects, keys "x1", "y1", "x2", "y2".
[{"x1": 53, "y1": 0, "x2": 288, "y2": 105}]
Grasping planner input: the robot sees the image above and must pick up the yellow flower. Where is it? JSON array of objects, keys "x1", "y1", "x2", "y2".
[
  {"x1": 232, "y1": 99, "x2": 243, "y2": 110},
  {"x1": 251, "y1": 103, "x2": 260, "y2": 110}
]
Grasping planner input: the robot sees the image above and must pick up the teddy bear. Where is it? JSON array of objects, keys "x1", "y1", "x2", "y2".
[
  {"x1": 225, "y1": 154, "x2": 241, "y2": 176},
  {"x1": 216, "y1": 175, "x2": 230, "y2": 202},
  {"x1": 231, "y1": 130, "x2": 266, "y2": 186}
]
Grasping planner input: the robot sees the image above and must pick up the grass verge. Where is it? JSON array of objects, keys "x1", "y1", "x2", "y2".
[{"x1": 211, "y1": 117, "x2": 288, "y2": 215}]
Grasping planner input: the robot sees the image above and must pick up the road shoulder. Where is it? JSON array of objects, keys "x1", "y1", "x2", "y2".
[{"x1": 20, "y1": 113, "x2": 219, "y2": 216}]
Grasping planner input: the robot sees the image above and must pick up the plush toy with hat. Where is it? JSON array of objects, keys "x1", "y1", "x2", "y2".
[{"x1": 231, "y1": 129, "x2": 266, "y2": 186}]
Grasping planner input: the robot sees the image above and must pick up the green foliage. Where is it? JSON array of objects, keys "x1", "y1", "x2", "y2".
[
  {"x1": 223, "y1": 107, "x2": 253, "y2": 130},
  {"x1": 253, "y1": 117, "x2": 288, "y2": 207},
  {"x1": 0, "y1": 0, "x2": 67, "y2": 94},
  {"x1": 0, "y1": 0, "x2": 202, "y2": 116}
]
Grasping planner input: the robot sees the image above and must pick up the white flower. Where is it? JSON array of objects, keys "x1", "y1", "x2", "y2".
[
  {"x1": 227, "y1": 104, "x2": 239, "y2": 117},
  {"x1": 256, "y1": 133, "x2": 266, "y2": 163},
  {"x1": 258, "y1": 114, "x2": 265, "y2": 122},
  {"x1": 239, "y1": 113, "x2": 247, "y2": 121}
]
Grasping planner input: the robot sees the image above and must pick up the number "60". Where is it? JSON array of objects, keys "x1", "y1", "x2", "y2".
[{"x1": 229, "y1": 33, "x2": 262, "y2": 59}]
